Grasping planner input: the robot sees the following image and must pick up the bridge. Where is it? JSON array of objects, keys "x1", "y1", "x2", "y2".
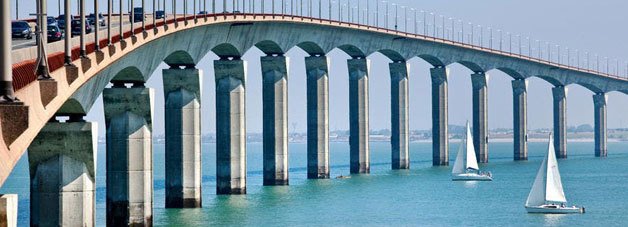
[{"x1": 1, "y1": 0, "x2": 627, "y2": 226}]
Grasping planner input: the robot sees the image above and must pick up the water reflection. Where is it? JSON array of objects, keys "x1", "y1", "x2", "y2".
[{"x1": 541, "y1": 213, "x2": 566, "y2": 226}]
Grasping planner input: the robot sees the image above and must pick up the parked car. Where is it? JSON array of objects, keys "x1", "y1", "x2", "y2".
[
  {"x1": 47, "y1": 16, "x2": 57, "y2": 27},
  {"x1": 71, "y1": 20, "x2": 92, "y2": 36},
  {"x1": 58, "y1": 14, "x2": 73, "y2": 29},
  {"x1": 11, "y1": 21, "x2": 32, "y2": 39},
  {"x1": 130, "y1": 7, "x2": 144, "y2": 22},
  {"x1": 198, "y1": 11, "x2": 208, "y2": 15},
  {"x1": 155, "y1": 10, "x2": 165, "y2": 19},
  {"x1": 47, "y1": 25, "x2": 64, "y2": 42},
  {"x1": 88, "y1": 13, "x2": 106, "y2": 26}
]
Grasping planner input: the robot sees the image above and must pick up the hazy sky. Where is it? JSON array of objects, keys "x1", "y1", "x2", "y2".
[{"x1": 13, "y1": 0, "x2": 628, "y2": 135}]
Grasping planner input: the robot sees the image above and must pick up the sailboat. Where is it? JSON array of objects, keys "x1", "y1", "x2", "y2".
[
  {"x1": 451, "y1": 122, "x2": 492, "y2": 181},
  {"x1": 525, "y1": 133, "x2": 585, "y2": 214}
]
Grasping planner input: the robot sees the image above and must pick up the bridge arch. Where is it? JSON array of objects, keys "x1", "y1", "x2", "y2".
[
  {"x1": 296, "y1": 41, "x2": 326, "y2": 56},
  {"x1": 255, "y1": 40, "x2": 285, "y2": 55},
  {"x1": 112, "y1": 66, "x2": 145, "y2": 82},
  {"x1": 56, "y1": 98, "x2": 87, "y2": 115},
  {"x1": 534, "y1": 75, "x2": 565, "y2": 87},
  {"x1": 377, "y1": 49, "x2": 405, "y2": 62},
  {"x1": 416, "y1": 54, "x2": 445, "y2": 67},
  {"x1": 455, "y1": 61, "x2": 485, "y2": 73},
  {"x1": 494, "y1": 67, "x2": 525, "y2": 80},
  {"x1": 212, "y1": 43, "x2": 242, "y2": 58},
  {"x1": 164, "y1": 50, "x2": 196, "y2": 67},
  {"x1": 336, "y1": 44, "x2": 366, "y2": 58}
]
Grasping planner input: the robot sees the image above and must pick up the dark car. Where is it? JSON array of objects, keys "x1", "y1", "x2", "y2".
[
  {"x1": 130, "y1": 7, "x2": 144, "y2": 22},
  {"x1": 198, "y1": 11, "x2": 208, "y2": 15},
  {"x1": 11, "y1": 21, "x2": 32, "y2": 39},
  {"x1": 47, "y1": 25, "x2": 64, "y2": 42},
  {"x1": 155, "y1": 10, "x2": 165, "y2": 19},
  {"x1": 47, "y1": 16, "x2": 57, "y2": 27},
  {"x1": 88, "y1": 13, "x2": 106, "y2": 26},
  {"x1": 71, "y1": 20, "x2": 92, "y2": 36},
  {"x1": 58, "y1": 14, "x2": 73, "y2": 29}
]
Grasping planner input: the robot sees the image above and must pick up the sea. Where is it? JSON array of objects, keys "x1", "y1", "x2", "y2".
[{"x1": 1, "y1": 141, "x2": 627, "y2": 226}]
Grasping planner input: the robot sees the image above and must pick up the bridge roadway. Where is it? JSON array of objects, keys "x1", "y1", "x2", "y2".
[{"x1": 2, "y1": 12, "x2": 627, "y2": 226}]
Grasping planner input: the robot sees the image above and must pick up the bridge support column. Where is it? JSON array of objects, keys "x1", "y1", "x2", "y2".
[
  {"x1": 348, "y1": 58, "x2": 370, "y2": 174},
  {"x1": 214, "y1": 59, "x2": 247, "y2": 194},
  {"x1": 471, "y1": 72, "x2": 489, "y2": 163},
  {"x1": 104, "y1": 84, "x2": 154, "y2": 226},
  {"x1": 593, "y1": 93, "x2": 607, "y2": 157},
  {"x1": 0, "y1": 194, "x2": 17, "y2": 227},
  {"x1": 390, "y1": 61, "x2": 409, "y2": 169},
  {"x1": 163, "y1": 67, "x2": 202, "y2": 208},
  {"x1": 261, "y1": 55, "x2": 289, "y2": 186},
  {"x1": 512, "y1": 79, "x2": 528, "y2": 160},
  {"x1": 552, "y1": 86, "x2": 567, "y2": 159},
  {"x1": 306, "y1": 56, "x2": 330, "y2": 179},
  {"x1": 430, "y1": 67, "x2": 449, "y2": 166},
  {"x1": 28, "y1": 119, "x2": 97, "y2": 227}
]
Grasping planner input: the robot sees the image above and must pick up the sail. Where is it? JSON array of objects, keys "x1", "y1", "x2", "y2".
[
  {"x1": 465, "y1": 122, "x2": 479, "y2": 170},
  {"x1": 526, "y1": 152, "x2": 547, "y2": 207},
  {"x1": 452, "y1": 139, "x2": 465, "y2": 174},
  {"x1": 545, "y1": 136, "x2": 567, "y2": 203}
]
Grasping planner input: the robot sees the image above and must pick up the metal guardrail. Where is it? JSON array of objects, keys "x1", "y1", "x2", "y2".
[{"x1": 8, "y1": 0, "x2": 628, "y2": 93}]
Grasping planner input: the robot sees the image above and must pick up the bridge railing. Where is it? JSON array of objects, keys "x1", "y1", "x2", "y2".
[{"x1": 6, "y1": 0, "x2": 628, "y2": 94}]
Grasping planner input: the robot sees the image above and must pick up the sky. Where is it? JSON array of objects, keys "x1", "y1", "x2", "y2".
[{"x1": 12, "y1": 0, "x2": 628, "y2": 135}]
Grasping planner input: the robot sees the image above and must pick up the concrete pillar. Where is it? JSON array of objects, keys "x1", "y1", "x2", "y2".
[
  {"x1": 305, "y1": 56, "x2": 330, "y2": 179},
  {"x1": 214, "y1": 59, "x2": 247, "y2": 194},
  {"x1": 552, "y1": 86, "x2": 567, "y2": 159},
  {"x1": 430, "y1": 67, "x2": 449, "y2": 166},
  {"x1": 471, "y1": 72, "x2": 489, "y2": 163},
  {"x1": 390, "y1": 61, "x2": 409, "y2": 169},
  {"x1": 104, "y1": 85, "x2": 154, "y2": 226},
  {"x1": 0, "y1": 194, "x2": 18, "y2": 227},
  {"x1": 261, "y1": 56, "x2": 289, "y2": 185},
  {"x1": 163, "y1": 68, "x2": 202, "y2": 208},
  {"x1": 348, "y1": 58, "x2": 370, "y2": 174},
  {"x1": 28, "y1": 120, "x2": 97, "y2": 227},
  {"x1": 593, "y1": 93, "x2": 607, "y2": 157},
  {"x1": 512, "y1": 79, "x2": 528, "y2": 160}
]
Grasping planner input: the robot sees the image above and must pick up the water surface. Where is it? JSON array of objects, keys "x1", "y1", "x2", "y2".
[{"x1": 2, "y1": 141, "x2": 627, "y2": 226}]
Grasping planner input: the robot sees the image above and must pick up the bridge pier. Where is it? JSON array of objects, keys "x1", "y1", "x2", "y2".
[
  {"x1": 261, "y1": 55, "x2": 289, "y2": 186},
  {"x1": 512, "y1": 79, "x2": 528, "y2": 160},
  {"x1": 306, "y1": 56, "x2": 330, "y2": 179},
  {"x1": 28, "y1": 119, "x2": 97, "y2": 227},
  {"x1": 471, "y1": 72, "x2": 489, "y2": 163},
  {"x1": 0, "y1": 194, "x2": 17, "y2": 227},
  {"x1": 552, "y1": 86, "x2": 568, "y2": 159},
  {"x1": 390, "y1": 61, "x2": 409, "y2": 169},
  {"x1": 593, "y1": 93, "x2": 607, "y2": 157},
  {"x1": 348, "y1": 58, "x2": 370, "y2": 174},
  {"x1": 214, "y1": 59, "x2": 247, "y2": 194},
  {"x1": 430, "y1": 67, "x2": 449, "y2": 166},
  {"x1": 104, "y1": 84, "x2": 154, "y2": 226},
  {"x1": 163, "y1": 67, "x2": 202, "y2": 208}
]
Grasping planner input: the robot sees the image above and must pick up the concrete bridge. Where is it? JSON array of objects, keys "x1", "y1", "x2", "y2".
[{"x1": 1, "y1": 0, "x2": 626, "y2": 226}]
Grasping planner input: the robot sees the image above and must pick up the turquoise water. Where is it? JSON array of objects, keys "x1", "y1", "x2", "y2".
[{"x1": 2, "y1": 141, "x2": 628, "y2": 226}]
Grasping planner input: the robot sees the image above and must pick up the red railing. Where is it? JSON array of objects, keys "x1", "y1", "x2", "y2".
[{"x1": 10, "y1": 13, "x2": 627, "y2": 91}]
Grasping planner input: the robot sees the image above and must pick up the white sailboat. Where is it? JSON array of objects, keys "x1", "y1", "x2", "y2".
[
  {"x1": 451, "y1": 122, "x2": 492, "y2": 181},
  {"x1": 525, "y1": 133, "x2": 585, "y2": 214}
]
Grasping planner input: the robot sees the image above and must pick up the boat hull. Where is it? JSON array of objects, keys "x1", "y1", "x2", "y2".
[
  {"x1": 525, "y1": 206, "x2": 584, "y2": 214},
  {"x1": 452, "y1": 173, "x2": 493, "y2": 181}
]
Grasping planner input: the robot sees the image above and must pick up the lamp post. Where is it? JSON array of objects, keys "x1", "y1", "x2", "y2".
[
  {"x1": 384, "y1": 1, "x2": 388, "y2": 29},
  {"x1": 1, "y1": 0, "x2": 18, "y2": 101},
  {"x1": 488, "y1": 27, "x2": 492, "y2": 49},
  {"x1": 469, "y1": 22, "x2": 473, "y2": 45},
  {"x1": 432, "y1": 13, "x2": 435, "y2": 38}
]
